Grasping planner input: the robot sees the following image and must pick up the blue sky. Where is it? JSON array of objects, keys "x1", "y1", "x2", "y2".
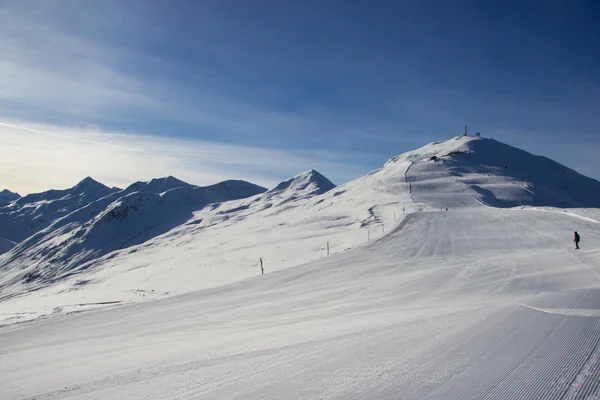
[{"x1": 0, "y1": 0, "x2": 599, "y2": 194}]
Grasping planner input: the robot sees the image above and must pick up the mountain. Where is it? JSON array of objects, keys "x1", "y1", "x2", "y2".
[
  {"x1": 121, "y1": 176, "x2": 193, "y2": 195},
  {"x1": 393, "y1": 135, "x2": 600, "y2": 208},
  {"x1": 12, "y1": 176, "x2": 116, "y2": 207},
  {"x1": 270, "y1": 170, "x2": 336, "y2": 197},
  {"x1": 1, "y1": 136, "x2": 599, "y2": 306},
  {"x1": 227, "y1": 169, "x2": 337, "y2": 212},
  {"x1": 0, "y1": 177, "x2": 120, "y2": 247},
  {"x1": 4, "y1": 136, "x2": 600, "y2": 399},
  {"x1": 0, "y1": 190, "x2": 21, "y2": 253},
  {"x1": 0, "y1": 189, "x2": 20, "y2": 206},
  {"x1": 0, "y1": 179, "x2": 267, "y2": 289}
]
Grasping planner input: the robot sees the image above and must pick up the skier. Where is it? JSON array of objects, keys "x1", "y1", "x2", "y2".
[{"x1": 574, "y1": 231, "x2": 580, "y2": 250}]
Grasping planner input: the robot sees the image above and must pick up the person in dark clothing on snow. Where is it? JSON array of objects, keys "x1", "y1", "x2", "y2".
[{"x1": 574, "y1": 231, "x2": 581, "y2": 249}]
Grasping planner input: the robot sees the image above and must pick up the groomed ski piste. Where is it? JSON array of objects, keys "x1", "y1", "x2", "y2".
[{"x1": 1, "y1": 136, "x2": 600, "y2": 399}]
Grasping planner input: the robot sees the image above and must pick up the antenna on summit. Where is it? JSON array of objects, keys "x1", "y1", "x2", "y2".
[{"x1": 464, "y1": 125, "x2": 468, "y2": 136}]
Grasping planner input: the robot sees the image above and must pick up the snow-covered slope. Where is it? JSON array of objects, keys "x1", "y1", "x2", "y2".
[
  {"x1": 0, "y1": 179, "x2": 267, "y2": 293},
  {"x1": 2, "y1": 135, "x2": 600, "y2": 398},
  {"x1": 1, "y1": 165, "x2": 408, "y2": 303},
  {"x1": 3, "y1": 136, "x2": 600, "y2": 307},
  {"x1": 0, "y1": 236, "x2": 16, "y2": 254},
  {"x1": 0, "y1": 189, "x2": 20, "y2": 206},
  {"x1": 397, "y1": 135, "x2": 600, "y2": 208},
  {"x1": 0, "y1": 177, "x2": 120, "y2": 246},
  {"x1": 269, "y1": 169, "x2": 335, "y2": 198},
  {"x1": 0, "y1": 190, "x2": 20, "y2": 254},
  {"x1": 121, "y1": 175, "x2": 193, "y2": 194},
  {"x1": 2, "y1": 180, "x2": 600, "y2": 398},
  {"x1": 13, "y1": 176, "x2": 117, "y2": 206}
]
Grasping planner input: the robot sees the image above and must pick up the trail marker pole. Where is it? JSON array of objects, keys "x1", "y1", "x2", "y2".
[
  {"x1": 260, "y1": 257, "x2": 264, "y2": 275},
  {"x1": 382, "y1": 223, "x2": 385, "y2": 234},
  {"x1": 327, "y1": 242, "x2": 329, "y2": 255}
]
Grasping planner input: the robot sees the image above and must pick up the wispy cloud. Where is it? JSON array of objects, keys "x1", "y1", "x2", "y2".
[
  {"x1": 0, "y1": 2, "x2": 422, "y2": 150},
  {"x1": 0, "y1": 120, "x2": 381, "y2": 195},
  {"x1": 0, "y1": 5, "x2": 162, "y2": 120}
]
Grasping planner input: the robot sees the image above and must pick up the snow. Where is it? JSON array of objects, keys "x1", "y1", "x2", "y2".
[
  {"x1": 0, "y1": 189, "x2": 20, "y2": 206},
  {"x1": 0, "y1": 236, "x2": 16, "y2": 254},
  {"x1": 0, "y1": 177, "x2": 119, "y2": 248},
  {"x1": 1, "y1": 135, "x2": 600, "y2": 399},
  {"x1": 0, "y1": 179, "x2": 267, "y2": 292}
]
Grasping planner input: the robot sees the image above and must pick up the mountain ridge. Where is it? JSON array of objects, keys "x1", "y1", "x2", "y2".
[
  {"x1": 270, "y1": 169, "x2": 336, "y2": 196},
  {"x1": 0, "y1": 189, "x2": 20, "y2": 206},
  {"x1": 391, "y1": 136, "x2": 600, "y2": 208},
  {"x1": 1, "y1": 135, "x2": 599, "y2": 303}
]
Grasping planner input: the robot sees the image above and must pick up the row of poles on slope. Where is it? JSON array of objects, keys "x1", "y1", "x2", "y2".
[{"x1": 258, "y1": 205, "x2": 409, "y2": 275}]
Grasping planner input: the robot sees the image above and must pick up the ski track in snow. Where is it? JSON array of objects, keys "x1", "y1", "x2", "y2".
[
  {"x1": 2, "y1": 136, "x2": 600, "y2": 399},
  {"x1": 2, "y1": 207, "x2": 600, "y2": 399}
]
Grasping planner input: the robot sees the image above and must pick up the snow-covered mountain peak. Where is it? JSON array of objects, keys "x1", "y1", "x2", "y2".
[
  {"x1": 148, "y1": 176, "x2": 191, "y2": 189},
  {"x1": 0, "y1": 189, "x2": 20, "y2": 206},
  {"x1": 197, "y1": 180, "x2": 268, "y2": 198},
  {"x1": 13, "y1": 177, "x2": 117, "y2": 207},
  {"x1": 380, "y1": 135, "x2": 600, "y2": 208},
  {"x1": 71, "y1": 176, "x2": 116, "y2": 197},
  {"x1": 75, "y1": 176, "x2": 101, "y2": 186},
  {"x1": 124, "y1": 176, "x2": 193, "y2": 195},
  {"x1": 270, "y1": 169, "x2": 336, "y2": 197},
  {"x1": 0, "y1": 177, "x2": 268, "y2": 275},
  {"x1": 383, "y1": 135, "x2": 479, "y2": 166},
  {"x1": 0, "y1": 178, "x2": 120, "y2": 245},
  {"x1": 0, "y1": 189, "x2": 20, "y2": 197}
]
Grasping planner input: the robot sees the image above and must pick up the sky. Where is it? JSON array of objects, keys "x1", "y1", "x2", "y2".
[{"x1": 0, "y1": 0, "x2": 599, "y2": 194}]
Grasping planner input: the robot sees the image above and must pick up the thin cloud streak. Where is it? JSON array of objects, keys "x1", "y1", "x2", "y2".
[
  {"x1": 0, "y1": 2, "x2": 430, "y2": 151},
  {"x1": 0, "y1": 122, "x2": 127, "y2": 150},
  {"x1": 0, "y1": 120, "x2": 378, "y2": 195},
  {"x1": 0, "y1": 4, "x2": 162, "y2": 122}
]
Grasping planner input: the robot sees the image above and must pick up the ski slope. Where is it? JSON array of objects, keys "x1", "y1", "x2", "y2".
[
  {"x1": 0, "y1": 169, "x2": 408, "y2": 316},
  {"x1": 1, "y1": 136, "x2": 600, "y2": 399},
  {"x1": 2, "y1": 207, "x2": 599, "y2": 399}
]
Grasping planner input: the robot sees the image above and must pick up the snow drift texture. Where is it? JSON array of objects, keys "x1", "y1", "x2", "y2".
[{"x1": 2, "y1": 135, "x2": 600, "y2": 399}]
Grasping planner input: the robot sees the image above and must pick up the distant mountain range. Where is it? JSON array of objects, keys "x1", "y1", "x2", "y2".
[{"x1": 0, "y1": 176, "x2": 267, "y2": 257}]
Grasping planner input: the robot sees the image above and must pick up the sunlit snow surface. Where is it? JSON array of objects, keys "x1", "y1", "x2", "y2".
[{"x1": 2, "y1": 136, "x2": 600, "y2": 399}]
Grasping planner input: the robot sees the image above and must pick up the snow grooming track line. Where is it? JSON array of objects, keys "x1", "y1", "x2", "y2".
[
  {"x1": 26, "y1": 332, "x2": 362, "y2": 400},
  {"x1": 563, "y1": 321, "x2": 600, "y2": 399},
  {"x1": 481, "y1": 292, "x2": 600, "y2": 400},
  {"x1": 420, "y1": 307, "x2": 569, "y2": 400},
  {"x1": 420, "y1": 287, "x2": 600, "y2": 400},
  {"x1": 357, "y1": 307, "x2": 528, "y2": 400}
]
